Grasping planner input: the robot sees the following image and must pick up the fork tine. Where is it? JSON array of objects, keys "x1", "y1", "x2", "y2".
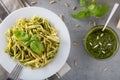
[
  {"x1": 14, "y1": 65, "x2": 23, "y2": 80},
  {"x1": 9, "y1": 64, "x2": 19, "y2": 78},
  {"x1": 8, "y1": 64, "x2": 23, "y2": 80},
  {"x1": 12, "y1": 64, "x2": 22, "y2": 79}
]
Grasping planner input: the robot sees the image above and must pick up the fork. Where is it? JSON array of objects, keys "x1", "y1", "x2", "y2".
[{"x1": 7, "y1": 64, "x2": 23, "y2": 80}]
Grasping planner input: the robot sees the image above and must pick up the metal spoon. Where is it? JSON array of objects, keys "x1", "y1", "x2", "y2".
[{"x1": 102, "y1": 3, "x2": 119, "y2": 31}]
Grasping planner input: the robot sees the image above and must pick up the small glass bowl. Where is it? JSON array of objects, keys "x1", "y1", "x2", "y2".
[{"x1": 84, "y1": 25, "x2": 119, "y2": 59}]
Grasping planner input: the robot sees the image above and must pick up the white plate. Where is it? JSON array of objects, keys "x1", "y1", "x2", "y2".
[{"x1": 0, "y1": 7, "x2": 71, "y2": 80}]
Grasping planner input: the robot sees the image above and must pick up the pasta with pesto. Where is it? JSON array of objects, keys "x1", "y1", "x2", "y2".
[{"x1": 5, "y1": 16, "x2": 60, "y2": 69}]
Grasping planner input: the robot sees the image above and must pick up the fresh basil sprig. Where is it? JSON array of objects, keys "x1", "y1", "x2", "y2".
[
  {"x1": 71, "y1": 10, "x2": 90, "y2": 19},
  {"x1": 72, "y1": 0, "x2": 109, "y2": 19},
  {"x1": 80, "y1": 0, "x2": 87, "y2": 7},
  {"x1": 14, "y1": 31, "x2": 44, "y2": 54},
  {"x1": 88, "y1": 3, "x2": 109, "y2": 17}
]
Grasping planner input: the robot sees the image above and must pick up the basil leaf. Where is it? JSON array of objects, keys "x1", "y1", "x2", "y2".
[
  {"x1": 80, "y1": 0, "x2": 87, "y2": 7},
  {"x1": 31, "y1": 34, "x2": 38, "y2": 41},
  {"x1": 25, "y1": 34, "x2": 39, "y2": 46},
  {"x1": 88, "y1": 3, "x2": 96, "y2": 11},
  {"x1": 71, "y1": 11, "x2": 90, "y2": 19},
  {"x1": 24, "y1": 40, "x2": 33, "y2": 46},
  {"x1": 14, "y1": 31, "x2": 29, "y2": 41},
  {"x1": 98, "y1": 5, "x2": 109, "y2": 17},
  {"x1": 30, "y1": 41, "x2": 44, "y2": 54},
  {"x1": 88, "y1": 3, "x2": 109, "y2": 17}
]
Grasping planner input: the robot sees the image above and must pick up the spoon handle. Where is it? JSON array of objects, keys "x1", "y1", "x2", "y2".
[{"x1": 102, "y1": 3, "x2": 119, "y2": 31}]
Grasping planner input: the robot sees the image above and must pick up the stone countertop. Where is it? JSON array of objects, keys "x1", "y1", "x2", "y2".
[{"x1": 26, "y1": 0, "x2": 120, "y2": 80}]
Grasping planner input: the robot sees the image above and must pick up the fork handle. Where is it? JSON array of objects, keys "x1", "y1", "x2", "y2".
[{"x1": 6, "y1": 78, "x2": 14, "y2": 80}]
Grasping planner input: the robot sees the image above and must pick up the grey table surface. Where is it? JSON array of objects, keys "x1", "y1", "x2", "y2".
[
  {"x1": 27, "y1": 0, "x2": 120, "y2": 80},
  {"x1": 26, "y1": 0, "x2": 120, "y2": 80},
  {"x1": 1, "y1": 0, "x2": 120, "y2": 80}
]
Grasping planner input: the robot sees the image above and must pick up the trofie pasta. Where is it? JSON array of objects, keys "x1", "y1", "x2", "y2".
[{"x1": 5, "y1": 16, "x2": 60, "y2": 69}]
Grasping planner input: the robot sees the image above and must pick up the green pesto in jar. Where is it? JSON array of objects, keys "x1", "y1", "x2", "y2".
[{"x1": 84, "y1": 26, "x2": 119, "y2": 59}]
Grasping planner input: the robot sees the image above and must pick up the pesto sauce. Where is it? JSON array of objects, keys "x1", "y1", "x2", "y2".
[{"x1": 84, "y1": 26, "x2": 119, "y2": 59}]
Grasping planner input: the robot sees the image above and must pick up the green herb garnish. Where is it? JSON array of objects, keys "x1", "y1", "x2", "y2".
[
  {"x1": 14, "y1": 31, "x2": 44, "y2": 54},
  {"x1": 80, "y1": 0, "x2": 87, "y2": 7},
  {"x1": 72, "y1": 0, "x2": 109, "y2": 19},
  {"x1": 14, "y1": 30, "x2": 30, "y2": 41},
  {"x1": 30, "y1": 41, "x2": 44, "y2": 54},
  {"x1": 88, "y1": 3, "x2": 109, "y2": 17},
  {"x1": 71, "y1": 10, "x2": 90, "y2": 19},
  {"x1": 30, "y1": 34, "x2": 39, "y2": 40}
]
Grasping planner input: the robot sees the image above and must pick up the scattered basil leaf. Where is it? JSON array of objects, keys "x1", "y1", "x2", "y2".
[
  {"x1": 71, "y1": 0, "x2": 109, "y2": 19},
  {"x1": 14, "y1": 31, "x2": 29, "y2": 41},
  {"x1": 80, "y1": 0, "x2": 87, "y2": 7},
  {"x1": 88, "y1": 3, "x2": 109, "y2": 17},
  {"x1": 71, "y1": 10, "x2": 90, "y2": 19},
  {"x1": 30, "y1": 41, "x2": 44, "y2": 54}
]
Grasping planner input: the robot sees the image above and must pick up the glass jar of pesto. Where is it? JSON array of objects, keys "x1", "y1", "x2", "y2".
[{"x1": 84, "y1": 26, "x2": 119, "y2": 59}]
